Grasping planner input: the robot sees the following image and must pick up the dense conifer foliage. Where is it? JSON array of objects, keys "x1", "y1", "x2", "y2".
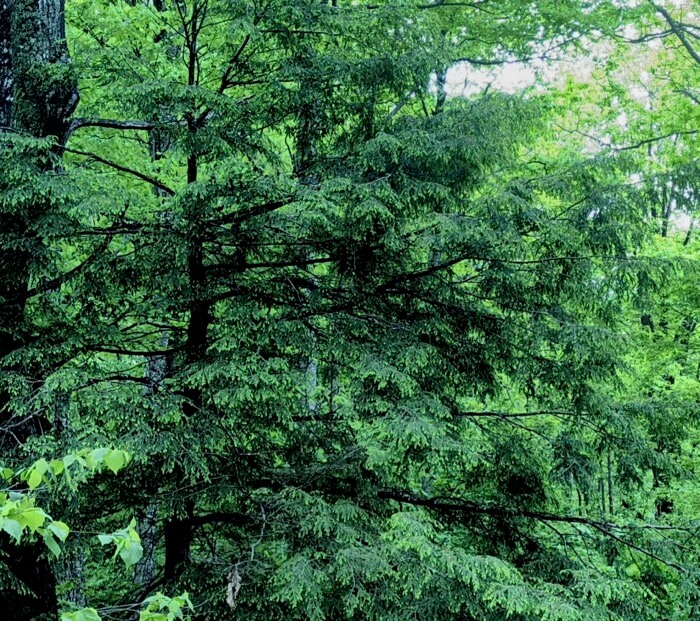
[{"x1": 1, "y1": 0, "x2": 700, "y2": 619}]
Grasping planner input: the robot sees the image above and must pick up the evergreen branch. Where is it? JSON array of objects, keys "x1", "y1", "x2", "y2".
[
  {"x1": 212, "y1": 197, "x2": 294, "y2": 225},
  {"x1": 217, "y1": 0, "x2": 273, "y2": 96},
  {"x1": 376, "y1": 256, "x2": 465, "y2": 290},
  {"x1": 379, "y1": 254, "x2": 628, "y2": 292},
  {"x1": 453, "y1": 409, "x2": 576, "y2": 418},
  {"x1": 538, "y1": 520, "x2": 599, "y2": 573},
  {"x1": 260, "y1": 29, "x2": 334, "y2": 36},
  {"x1": 59, "y1": 146, "x2": 176, "y2": 195},
  {"x1": 229, "y1": 256, "x2": 333, "y2": 271},
  {"x1": 219, "y1": 34, "x2": 251, "y2": 93},
  {"x1": 552, "y1": 120, "x2": 700, "y2": 151},
  {"x1": 416, "y1": 1, "x2": 494, "y2": 9},
  {"x1": 0, "y1": 237, "x2": 111, "y2": 308},
  {"x1": 379, "y1": 490, "x2": 686, "y2": 572},
  {"x1": 79, "y1": 375, "x2": 155, "y2": 387},
  {"x1": 87, "y1": 346, "x2": 182, "y2": 357},
  {"x1": 379, "y1": 489, "x2": 603, "y2": 527},
  {"x1": 587, "y1": 524, "x2": 684, "y2": 572},
  {"x1": 190, "y1": 512, "x2": 253, "y2": 527}
]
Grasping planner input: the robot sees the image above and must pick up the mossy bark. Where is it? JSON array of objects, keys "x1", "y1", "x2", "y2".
[{"x1": 9, "y1": 0, "x2": 78, "y2": 138}]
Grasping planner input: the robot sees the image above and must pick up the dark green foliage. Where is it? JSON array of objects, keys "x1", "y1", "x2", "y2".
[{"x1": 2, "y1": 0, "x2": 700, "y2": 619}]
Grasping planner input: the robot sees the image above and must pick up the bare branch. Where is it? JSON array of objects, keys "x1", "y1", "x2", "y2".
[
  {"x1": 0, "y1": 237, "x2": 112, "y2": 308},
  {"x1": 615, "y1": 129, "x2": 700, "y2": 151},
  {"x1": 65, "y1": 118, "x2": 155, "y2": 144},
  {"x1": 674, "y1": 88, "x2": 700, "y2": 105},
  {"x1": 59, "y1": 146, "x2": 175, "y2": 196},
  {"x1": 87, "y1": 346, "x2": 182, "y2": 357},
  {"x1": 653, "y1": 2, "x2": 700, "y2": 66},
  {"x1": 453, "y1": 409, "x2": 576, "y2": 418}
]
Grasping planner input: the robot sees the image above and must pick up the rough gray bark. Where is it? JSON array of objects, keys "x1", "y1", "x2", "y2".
[
  {"x1": 55, "y1": 549, "x2": 87, "y2": 609},
  {"x1": 9, "y1": 0, "x2": 78, "y2": 138},
  {"x1": 0, "y1": 1, "x2": 12, "y2": 127},
  {"x1": 137, "y1": 333, "x2": 171, "y2": 587},
  {"x1": 0, "y1": 0, "x2": 78, "y2": 353},
  {"x1": 0, "y1": 1, "x2": 78, "y2": 618},
  {"x1": 135, "y1": 503, "x2": 159, "y2": 586}
]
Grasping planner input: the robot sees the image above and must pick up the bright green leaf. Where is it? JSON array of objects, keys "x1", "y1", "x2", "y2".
[
  {"x1": 119, "y1": 540, "x2": 144, "y2": 568},
  {"x1": 42, "y1": 531, "x2": 61, "y2": 557},
  {"x1": 48, "y1": 520, "x2": 70, "y2": 542},
  {"x1": 104, "y1": 450, "x2": 126, "y2": 475},
  {"x1": 2, "y1": 518, "x2": 23, "y2": 543}
]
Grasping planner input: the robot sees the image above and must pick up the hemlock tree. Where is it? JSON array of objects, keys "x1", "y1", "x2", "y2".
[{"x1": 2, "y1": 0, "x2": 700, "y2": 619}]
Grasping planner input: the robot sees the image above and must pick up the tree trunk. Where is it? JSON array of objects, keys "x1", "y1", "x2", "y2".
[
  {"x1": 9, "y1": 0, "x2": 78, "y2": 139},
  {"x1": 164, "y1": 4, "x2": 210, "y2": 577},
  {"x1": 0, "y1": 1, "x2": 78, "y2": 617},
  {"x1": 0, "y1": 1, "x2": 12, "y2": 127}
]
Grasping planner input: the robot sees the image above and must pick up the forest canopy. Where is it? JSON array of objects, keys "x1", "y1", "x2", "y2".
[{"x1": 1, "y1": 0, "x2": 700, "y2": 619}]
